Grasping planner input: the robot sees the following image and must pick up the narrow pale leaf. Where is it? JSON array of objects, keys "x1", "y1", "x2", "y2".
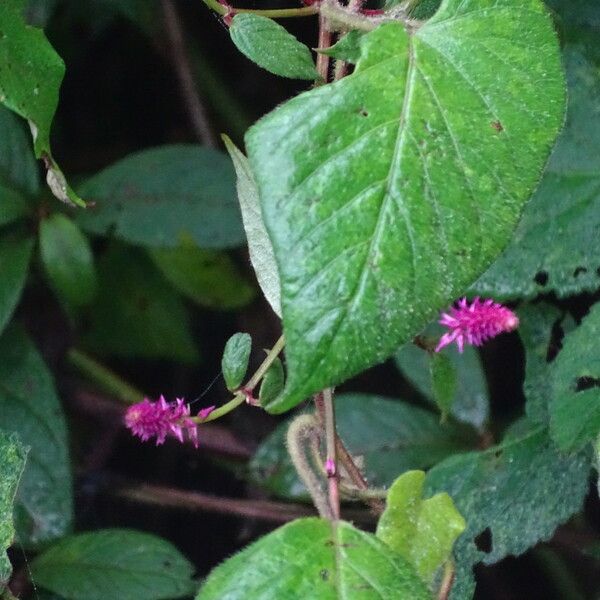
[{"x1": 247, "y1": 1, "x2": 565, "y2": 411}]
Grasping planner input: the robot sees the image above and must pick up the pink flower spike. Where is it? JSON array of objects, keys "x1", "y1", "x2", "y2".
[
  {"x1": 435, "y1": 297, "x2": 519, "y2": 353},
  {"x1": 198, "y1": 406, "x2": 216, "y2": 421}
]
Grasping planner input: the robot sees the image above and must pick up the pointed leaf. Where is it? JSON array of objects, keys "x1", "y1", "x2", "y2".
[
  {"x1": 376, "y1": 471, "x2": 465, "y2": 584},
  {"x1": 222, "y1": 332, "x2": 251, "y2": 391},
  {"x1": 0, "y1": 4, "x2": 84, "y2": 205},
  {"x1": 246, "y1": 1, "x2": 565, "y2": 411},
  {"x1": 550, "y1": 302, "x2": 600, "y2": 450},
  {"x1": 0, "y1": 430, "x2": 27, "y2": 585},
  {"x1": 223, "y1": 136, "x2": 281, "y2": 316},
  {"x1": 197, "y1": 517, "x2": 431, "y2": 599},
  {"x1": 31, "y1": 529, "x2": 196, "y2": 600},
  {"x1": 259, "y1": 357, "x2": 284, "y2": 407},
  {"x1": 230, "y1": 14, "x2": 318, "y2": 80}
]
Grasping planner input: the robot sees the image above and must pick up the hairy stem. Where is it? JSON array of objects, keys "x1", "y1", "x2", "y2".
[
  {"x1": 316, "y1": 13, "x2": 332, "y2": 83},
  {"x1": 322, "y1": 388, "x2": 340, "y2": 519},
  {"x1": 201, "y1": 0, "x2": 318, "y2": 19},
  {"x1": 437, "y1": 561, "x2": 455, "y2": 600}
]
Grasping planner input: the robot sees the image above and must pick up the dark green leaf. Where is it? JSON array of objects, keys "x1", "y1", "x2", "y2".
[
  {"x1": 230, "y1": 14, "x2": 318, "y2": 81},
  {"x1": 39, "y1": 214, "x2": 97, "y2": 308},
  {"x1": 222, "y1": 136, "x2": 281, "y2": 316},
  {"x1": 0, "y1": 236, "x2": 34, "y2": 336},
  {"x1": 425, "y1": 427, "x2": 591, "y2": 599},
  {"x1": 259, "y1": 357, "x2": 284, "y2": 408},
  {"x1": 430, "y1": 353, "x2": 456, "y2": 422},
  {"x1": 222, "y1": 332, "x2": 251, "y2": 391},
  {"x1": 197, "y1": 517, "x2": 431, "y2": 600},
  {"x1": 0, "y1": 4, "x2": 83, "y2": 205},
  {"x1": 550, "y1": 302, "x2": 600, "y2": 450},
  {"x1": 246, "y1": 2, "x2": 565, "y2": 412},
  {"x1": 376, "y1": 471, "x2": 465, "y2": 584},
  {"x1": 0, "y1": 183, "x2": 30, "y2": 227},
  {"x1": 472, "y1": 40, "x2": 600, "y2": 299},
  {"x1": 0, "y1": 430, "x2": 27, "y2": 585},
  {"x1": 250, "y1": 393, "x2": 476, "y2": 500},
  {"x1": 0, "y1": 326, "x2": 72, "y2": 546},
  {"x1": 149, "y1": 239, "x2": 255, "y2": 311},
  {"x1": 83, "y1": 245, "x2": 199, "y2": 364},
  {"x1": 0, "y1": 106, "x2": 39, "y2": 196},
  {"x1": 78, "y1": 145, "x2": 244, "y2": 249},
  {"x1": 396, "y1": 342, "x2": 490, "y2": 431},
  {"x1": 31, "y1": 529, "x2": 196, "y2": 600}
]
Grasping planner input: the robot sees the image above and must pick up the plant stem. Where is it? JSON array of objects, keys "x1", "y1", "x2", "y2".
[
  {"x1": 437, "y1": 562, "x2": 455, "y2": 600},
  {"x1": 315, "y1": 13, "x2": 332, "y2": 83},
  {"x1": 200, "y1": 0, "x2": 318, "y2": 19},
  {"x1": 322, "y1": 388, "x2": 340, "y2": 519},
  {"x1": 162, "y1": 0, "x2": 217, "y2": 147},
  {"x1": 67, "y1": 349, "x2": 145, "y2": 404}
]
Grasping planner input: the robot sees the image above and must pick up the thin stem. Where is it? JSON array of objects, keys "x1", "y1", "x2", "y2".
[
  {"x1": 322, "y1": 388, "x2": 340, "y2": 519},
  {"x1": 340, "y1": 484, "x2": 388, "y2": 500},
  {"x1": 437, "y1": 561, "x2": 455, "y2": 600},
  {"x1": 199, "y1": 392, "x2": 245, "y2": 422},
  {"x1": 67, "y1": 349, "x2": 145, "y2": 404},
  {"x1": 201, "y1": 0, "x2": 228, "y2": 15},
  {"x1": 162, "y1": 0, "x2": 217, "y2": 147},
  {"x1": 200, "y1": 0, "x2": 318, "y2": 18},
  {"x1": 315, "y1": 14, "x2": 332, "y2": 84}
]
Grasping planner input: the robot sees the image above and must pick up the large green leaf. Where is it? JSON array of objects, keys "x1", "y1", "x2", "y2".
[
  {"x1": 0, "y1": 4, "x2": 84, "y2": 206},
  {"x1": 0, "y1": 237, "x2": 34, "y2": 335},
  {"x1": 223, "y1": 136, "x2": 281, "y2": 317},
  {"x1": 425, "y1": 427, "x2": 591, "y2": 600},
  {"x1": 250, "y1": 393, "x2": 476, "y2": 500},
  {"x1": 230, "y1": 14, "x2": 318, "y2": 81},
  {"x1": 0, "y1": 430, "x2": 27, "y2": 585},
  {"x1": 83, "y1": 245, "x2": 199, "y2": 363},
  {"x1": 31, "y1": 529, "x2": 196, "y2": 600},
  {"x1": 376, "y1": 471, "x2": 465, "y2": 584},
  {"x1": 197, "y1": 517, "x2": 431, "y2": 599},
  {"x1": 39, "y1": 214, "x2": 98, "y2": 309},
  {"x1": 550, "y1": 302, "x2": 600, "y2": 451},
  {"x1": 246, "y1": 1, "x2": 565, "y2": 412},
  {"x1": 473, "y1": 39, "x2": 600, "y2": 299},
  {"x1": 0, "y1": 326, "x2": 72, "y2": 546},
  {"x1": 77, "y1": 145, "x2": 244, "y2": 249}
]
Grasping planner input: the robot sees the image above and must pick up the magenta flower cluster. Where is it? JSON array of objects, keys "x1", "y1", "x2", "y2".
[
  {"x1": 436, "y1": 297, "x2": 519, "y2": 353},
  {"x1": 125, "y1": 396, "x2": 214, "y2": 448}
]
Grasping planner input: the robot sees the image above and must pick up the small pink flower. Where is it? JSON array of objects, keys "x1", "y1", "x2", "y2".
[
  {"x1": 325, "y1": 458, "x2": 336, "y2": 477},
  {"x1": 125, "y1": 396, "x2": 209, "y2": 448},
  {"x1": 435, "y1": 297, "x2": 519, "y2": 353}
]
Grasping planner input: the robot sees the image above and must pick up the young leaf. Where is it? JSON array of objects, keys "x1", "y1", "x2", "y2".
[
  {"x1": 230, "y1": 14, "x2": 318, "y2": 81},
  {"x1": 259, "y1": 357, "x2": 284, "y2": 407},
  {"x1": 250, "y1": 393, "x2": 476, "y2": 500},
  {"x1": 0, "y1": 430, "x2": 27, "y2": 585},
  {"x1": 196, "y1": 517, "x2": 430, "y2": 599},
  {"x1": 0, "y1": 4, "x2": 84, "y2": 206},
  {"x1": 396, "y1": 342, "x2": 490, "y2": 431},
  {"x1": 376, "y1": 470, "x2": 465, "y2": 584},
  {"x1": 39, "y1": 214, "x2": 98, "y2": 308},
  {"x1": 0, "y1": 236, "x2": 34, "y2": 335},
  {"x1": 0, "y1": 326, "x2": 73, "y2": 546},
  {"x1": 149, "y1": 239, "x2": 255, "y2": 311},
  {"x1": 246, "y1": 1, "x2": 565, "y2": 412},
  {"x1": 550, "y1": 302, "x2": 600, "y2": 451},
  {"x1": 78, "y1": 145, "x2": 245, "y2": 249},
  {"x1": 222, "y1": 136, "x2": 281, "y2": 317},
  {"x1": 472, "y1": 39, "x2": 600, "y2": 299},
  {"x1": 425, "y1": 427, "x2": 591, "y2": 599},
  {"x1": 222, "y1": 332, "x2": 251, "y2": 391},
  {"x1": 31, "y1": 529, "x2": 196, "y2": 600},
  {"x1": 317, "y1": 31, "x2": 364, "y2": 64},
  {"x1": 429, "y1": 353, "x2": 456, "y2": 421},
  {"x1": 83, "y1": 245, "x2": 199, "y2": 364}
]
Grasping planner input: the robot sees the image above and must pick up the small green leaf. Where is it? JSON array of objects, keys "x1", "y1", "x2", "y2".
[
  {"x1": 376, "y1": 471, "x2": 465, "y2": 584},
  {"x1": 0, "y1": 430, "x2": 27, "y2": 585},
  {"x1": 222, "y1": 136, "x2": 281, "y2": 317},
  {"x1": 247, "y1": 1, "x2": 565, "y2": 411},
  {"x1": 31, "y1": 529, "x2": 196, "y2": 600},
  {"x1": 197, "y1": 517, "x2": 431, "y2": 600},
  {"x1": 78, "y1": 145, "x2": 244, "y2": 249},
  {"x1": 425, "y1": 427, "x2": 591, "y2": 598},
  {"x1": 0, "y1": 5, "x2": 84, "y2": 206},
  {"x1": 149, "y1": 239, "x2": 255, "y2": 311},
  {"x1": 230, "y1": 14, "x2": 318, "y2": 81},
  {"x1": 39, "y1": 214, "x2": 97, "y2": 308},
  {"x1": 83, "y1": 245, "x2": 199, "y2": 364},
  {"x1": 430, "y1": 353, "x2": 456, "y2": 422},
  {"x1": 222, "y1": 332, "x2": 251, "y2": 391},
  {"x1": 396, "y1": 341, "x2": 490, "y2": 431},
  {"x1": 0, "y1": 236, "x2": 34, "y2": 336},
  {"x1": 550, "y1": 302, "x2": 600, "y2": 451},
  {"x1": 259, "y1": 357, "x2": 284, "y2": 407},
  {"x1": 251, "y1": 393, "x2": 476, "y2": 500},
  {"x1": 317, "y1": 31, "x2": 364, "y2": 63},
  {"x1": 0, "y1": 325, "x2": 72, "y2": 546}
]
